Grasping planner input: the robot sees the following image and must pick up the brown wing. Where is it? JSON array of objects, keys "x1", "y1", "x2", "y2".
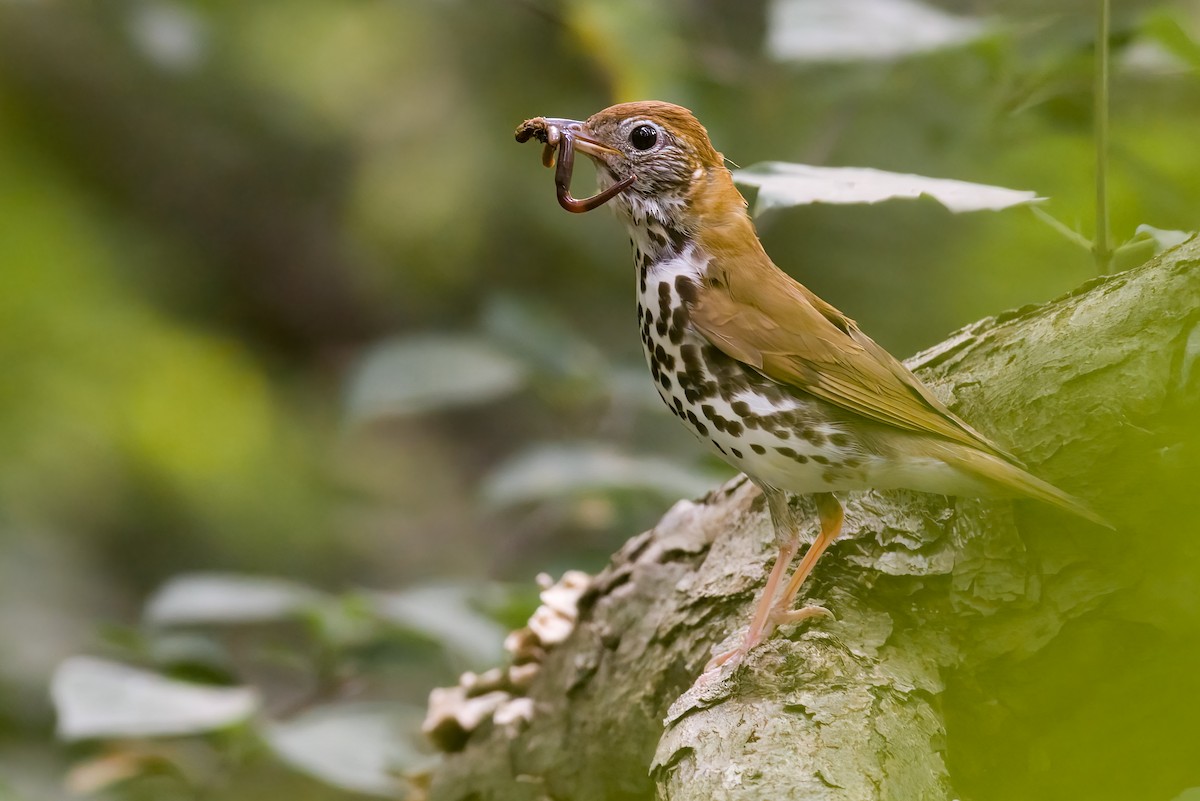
[{"x1": 689, "y1": 245, "x2": 1016, "y2": 462}]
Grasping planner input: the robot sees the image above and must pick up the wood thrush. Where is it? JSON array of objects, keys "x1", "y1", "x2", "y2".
[{"x1": 516, "y1": 101, "x2": 1109, "y2": 671}]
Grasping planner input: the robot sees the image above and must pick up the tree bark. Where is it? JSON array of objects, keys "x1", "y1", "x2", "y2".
[{"x1": 428, "y1": 238, "x2": 1200, "y2": 801}]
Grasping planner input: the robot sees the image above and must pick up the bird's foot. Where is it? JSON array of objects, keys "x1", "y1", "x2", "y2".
[
  {"x1": 702, "y1": 646, "x2": 742, "y2": 674},
  {"x1": 702, "y1": 627, "x2": 766, "y2": 674},
  {"x1": 769, "y1": 603, "x2": 834, "y2": 628},
  {"x1": 702, "y1": 605, "x2": 832, "y2": 674}
]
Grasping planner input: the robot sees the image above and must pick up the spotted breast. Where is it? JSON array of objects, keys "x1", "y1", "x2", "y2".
[{"x1": 634, "y1": 242, "x2": 883, "y2": 496}]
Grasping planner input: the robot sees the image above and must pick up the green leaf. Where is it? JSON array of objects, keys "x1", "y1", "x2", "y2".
[
  {"x1": 481, "y1": 294, "x2": 609, "y2": 381},
  {"x1": 369, "y1": 584, "x2": 507, "y2": 670},
  {"x1": 262, "y1": 703, "x2": 432, "y2": 797},
  {"x1": 481, "y1": 442, "x2": 725, "y2": 507},
  {"x1": 52, "y1": 657, "x2": 258, "y2": 740},
  {"x1": 735, "y1": 162, "x2": 1041, "y2": 216},
  {"x1": 144, "y1": 573, "x2": 325, "y2": 626},
  {"x1": 1141, "y1": 10, "x2": 1200, "y2": 73},
  {"x1": 766, "y1": 0, "x2": 989, "y2": 63},
  {"x1": 1133, "y1": 224, "x2": 1194, "y2": 254},
  {"x1": 345, "y1": 334, "x2": 529, "y2": 421}
]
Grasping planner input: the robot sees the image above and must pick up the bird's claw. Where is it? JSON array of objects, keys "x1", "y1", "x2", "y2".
[
  {"x1": 701, "y1": 604, "x2": 833, "y2": 674},
  {"x1": 769, "y1": 603, "x2": 834, "y2": 628}
]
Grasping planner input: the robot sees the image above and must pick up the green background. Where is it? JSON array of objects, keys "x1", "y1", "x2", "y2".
[{"x1": 1, "y1": 1, "x2": 1198, "y2": 799}]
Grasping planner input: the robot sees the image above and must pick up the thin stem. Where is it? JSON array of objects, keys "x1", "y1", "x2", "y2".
[
  {"x1": 1093, "y1": 0, "x2": 1112, "y2": 273},
  {"x1": 1030, "y1": 205, "x2": 1093, "y2": 252}
]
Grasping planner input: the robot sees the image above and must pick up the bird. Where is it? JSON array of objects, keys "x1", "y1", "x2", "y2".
[{"x1": 515, "y1": 101, "x2": 1110, "y2": 671}]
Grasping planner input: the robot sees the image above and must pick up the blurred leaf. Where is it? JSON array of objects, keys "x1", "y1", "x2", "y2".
[
  {"x1": 369, "y1": 584, "x2": 506, "y2": 670},
  {"x1": 481, "y1": 294, "x2": 609, "y2": 381},
  {"x1": 146, "y1": 632, "x2": 236, "y2": 681},
  {"x1": 481, "y1": 442, "x2": 725, "y2": 508},
  {"x1": 735, "y1": 162, "x2": 1040, "y2": 216},
  {"x1": 144, "y1": 573, "x2": 325, "y2": 626},
  {"x1": 305, "y1": 592, "x2": 377, "y2": 652},
  {"x1": 345, "y1": 334, "x2": 529, "y2": 422},
  {"x1": 1140, "y1": 10, "x2": 1200, "y2": 73},
  {"x1": 262, "y1": 703, "x2": 432, "y2": 798},
  {"x1": 52, "y1": 657, "x2": 258, "y2": 740},
  {"x1": 1112, "y1": 226, "x2": 1196, "y2": 273},
  {"x1": 126, "y1": 2, "x2": 209, "y2": 73},
  {"x1": 1133, "y1": 225, "x2": 1193, "y2": 254},
  {"x1": 766, "y1": 0, "x2": 989, "y2": 63}
]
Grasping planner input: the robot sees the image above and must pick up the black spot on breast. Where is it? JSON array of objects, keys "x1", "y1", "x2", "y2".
[
  {"x1": 675, "y1": 275, "x2": 698, "y2": 304},
  {"x1": 725, "y1": 420, "x2": 744, "y2": 437},
  {"x1": 700, "y1": 404, "x2": 715, "y2": 420},
  {"x1": 672, "y1": 396, "x2": 684, "y2": 413},
  {"x1": 659, "y1": 373, "x2": 671, "y2": 390},
  {"x1": 811, "y1": 454, "x2": 830, "y2": 465},
  {"x1": 711, "y1": 439, "x2": 727, "y2": 456},
  {"x1": 731, "y1": 401, "x2": 750, "y2": 416},
  {"x1": 776, "y1": 446, "x2": 808, "y2": 464},
  {"x1": 750, "y1": 443, "x2": 766, "y2": 455},
  {"x1": 830, "y1": 433, "x2": 851, "y2": 448},
  {"x1": 669, "y1": 307, "x2": 688, "y2": 344},
  {"x1": 667, "y1": 226, "x2": 687, "y2": 253},
  {"x1": 730, "y1": 448, "x2": 743, "y2": 459},
  {"x1": 680, "y1": 344, "x2": 701, "y2": 372},
  {"x1": 685, "y1": 410, "x2": 708, "y2": 436}
]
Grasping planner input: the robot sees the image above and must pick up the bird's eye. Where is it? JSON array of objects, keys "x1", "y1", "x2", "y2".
[{"x1": 630, "y1": 124, "x2": 658, "y2": 151}]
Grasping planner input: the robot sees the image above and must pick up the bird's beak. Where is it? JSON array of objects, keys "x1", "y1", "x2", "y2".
[
  {"x1": 540, "y1": 118, "x2": 624, "y2": 160},
  {"x1": 515, "y1": 114, "x2": 636, "y2": 213}
]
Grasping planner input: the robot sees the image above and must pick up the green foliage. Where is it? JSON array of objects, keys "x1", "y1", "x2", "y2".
[
  {"x1": 49, "y1": 573, "x2": 510, "y2": 797},
  {"x1": 1, "y1": 0, "x2": 1199, "y2": 798},
  {"x1": 734, "y1": 161, "x2": 1041, "y2": 214}
]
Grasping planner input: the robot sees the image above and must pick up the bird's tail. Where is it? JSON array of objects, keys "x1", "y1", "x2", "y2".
[{"x1": 940, "y1": 446, "x2": 1114, "y2": 530}]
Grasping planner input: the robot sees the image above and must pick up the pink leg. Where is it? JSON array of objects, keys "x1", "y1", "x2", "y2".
[
  {"x1": 705, "y1": 486, "x2": 802, "y2": 671},
  {"x1": 770, "y1": 492, "x2": 843, "y2": 625}
]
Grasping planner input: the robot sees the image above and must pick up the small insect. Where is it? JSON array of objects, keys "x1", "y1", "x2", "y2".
[{"x1": 515, "y1": 116, "x2": 636, "y2": 213}]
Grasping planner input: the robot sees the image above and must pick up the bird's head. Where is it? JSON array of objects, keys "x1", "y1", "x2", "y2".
[{"x1": 518, "y1": 101, "x2": 749, "y2": 246}]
